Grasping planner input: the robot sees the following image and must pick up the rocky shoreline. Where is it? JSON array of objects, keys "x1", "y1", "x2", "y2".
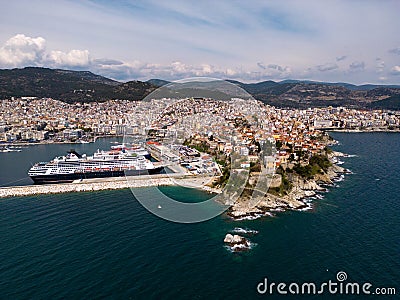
[{"x1": 227, "y1": 150, "x2": 352, "y2": 221}]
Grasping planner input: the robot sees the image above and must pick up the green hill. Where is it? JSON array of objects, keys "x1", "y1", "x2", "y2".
[
  {"x1": 0, "y1": 67, "x2": 156, "y2": 103},
  {"x1": 368, "y1": 95, "x2": 400, "y2": 110},
  {"x1": 1, "y1": 67, "x2": 400, "y2": 110}
]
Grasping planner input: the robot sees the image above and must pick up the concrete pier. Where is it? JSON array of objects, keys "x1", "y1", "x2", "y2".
[{"x1": 0, "y1": 173, "x2": 219, "y2": 198}]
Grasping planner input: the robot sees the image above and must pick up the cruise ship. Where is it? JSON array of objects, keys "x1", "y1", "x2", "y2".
[
  {"x1": 28, "y1": 147, "x2": 163, "y2": 184},
  {"x1": 110, "y1": 144, "x2": 151, "y2": 158}
]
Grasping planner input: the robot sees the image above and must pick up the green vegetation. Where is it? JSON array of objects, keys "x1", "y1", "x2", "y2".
[
  {"x1": 249, "y1": 161, "x2": 261, "y2": 172},
  {"x1": 280, "y1": 171, "x2": 292, "y2": 195},
  {"x1": 292, "y1": 154, "x2": 331, "y2": 179},
  {"x1": 191, "y1": 142, "x2": 210, "y2": 154},
  {"x1": 295, "y1": 149, "x2": 306, "y2": 160},
  {"x1": 368, "y1": 95, "x2": 400, "y2": 110},
  {"x1": 214, "y1": 166, "x2": 230, "y2": 187},
  {"x1": 0, "y1": 67, "x2": 156, "y2": 103},
  {"x1": 293, "y1": 164, "x2": 320, "y2": 179},
  {"x1": 1, "y1": 67, "x2": 399, "y2": 109},
  {"x1": 184, "y1": 138, "x2": 212, "y2": 154},
  {"x1": 324, "y1": 146, "x2": 333, "y2": 154},
  {"x1": 215, "y1": 158, "x2": 227, "y2": 167},
  {"x1": 309, "y1": 154, "x2": 332, "y2": 171},
  {"x1": 268, "y1": 166, "x2": 292, "y2": 196}
]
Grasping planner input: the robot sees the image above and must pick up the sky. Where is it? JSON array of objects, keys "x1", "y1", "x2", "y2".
[{"x1": 0, "y1": 0, "x2": 399, "y2": 84}]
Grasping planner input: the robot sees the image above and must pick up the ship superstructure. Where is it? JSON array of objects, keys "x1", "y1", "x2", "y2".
[{"x1": 28, "y1": 147, "x2": 163, "y2": 184}]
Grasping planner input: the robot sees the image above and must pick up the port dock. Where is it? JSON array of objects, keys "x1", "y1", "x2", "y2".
[{"x1": 0, "y1": 173, "x2": 219, "y2": 198}]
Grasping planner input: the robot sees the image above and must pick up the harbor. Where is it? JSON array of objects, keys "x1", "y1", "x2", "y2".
[{"x1": 0, "y1": 135, "x2": 222, "y2": 198}]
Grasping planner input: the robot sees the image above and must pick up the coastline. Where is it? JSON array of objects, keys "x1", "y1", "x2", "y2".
[
  {"x1": 0, "y1": 148, "x2": 350, "y2": 214},
  {"x1": 1, "y1": 128, "x2": 399, "y2": 147},
  {"x1": 327, "y1": 128, "x2": 400, "y2": 133},
  {"x1": 0, "y1": 135, "x2": 120, "y2": 147},
  {"x1": 227, "y1": 150, "x2": 351, "y2": 221}
]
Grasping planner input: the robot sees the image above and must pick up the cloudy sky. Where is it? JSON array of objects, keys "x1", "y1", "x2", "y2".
[{"x1": 1, "y1": 0, "x2": 400, "y2": 84}]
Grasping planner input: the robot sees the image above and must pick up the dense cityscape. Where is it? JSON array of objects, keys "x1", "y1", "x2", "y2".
[
  {"x1": 1, "y1": 1, "x2": 399, "y2": 298},
  {"x1": 1, "y1": 97, "x2": 399, "y2": 145},
  {"x1": 1, "y1": 95, "x2": 399, "y2": 192}
]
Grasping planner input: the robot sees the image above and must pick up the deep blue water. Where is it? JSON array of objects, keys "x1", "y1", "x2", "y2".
[{"x1": 0, "y1": 133, "x2": 399, "y2": 299}]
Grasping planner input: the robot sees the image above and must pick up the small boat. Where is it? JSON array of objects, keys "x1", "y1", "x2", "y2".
[{"x1": 0, "y1": 147, "x2": 21, "y2": 153}]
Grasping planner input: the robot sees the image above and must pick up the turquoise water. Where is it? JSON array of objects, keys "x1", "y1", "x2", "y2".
[{"x1": 0, "y1": 133, "x2": 399, "y2": 299}]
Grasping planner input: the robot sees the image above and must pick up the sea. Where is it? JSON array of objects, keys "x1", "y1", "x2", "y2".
[{"x1": 0, "y1": 133, "x2": 399, "y2": 299}]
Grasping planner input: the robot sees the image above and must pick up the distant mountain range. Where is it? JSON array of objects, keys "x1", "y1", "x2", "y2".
[
  {"x1": 0, "y1": 67, "x2": 155, "y2": 103},
  {"x1": 1, "y1": 67, "x2": 399, "y2": 110},
  {"x1": 225, "y1": 80, "x2": 400, "y2": 109}
]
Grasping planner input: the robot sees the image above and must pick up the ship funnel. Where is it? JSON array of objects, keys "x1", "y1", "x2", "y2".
[{"x1": 67, "y1": 149, "x2": 82, "y2": 158}]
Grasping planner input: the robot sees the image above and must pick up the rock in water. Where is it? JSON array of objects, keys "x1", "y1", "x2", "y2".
[
  {"x1": 232, "y1": 235, "x2": 244, "y2": 243},
  {"x1": 224, "y1": 234, "x2": 234, "y2": 243},
  {"x1": 223, "y1": 233, "x2": 252, "y2": 252}
]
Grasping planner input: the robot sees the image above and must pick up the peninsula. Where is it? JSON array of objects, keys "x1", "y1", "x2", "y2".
[
  {"x1": 0, "y1": 96, "x2": 372, "y2": 225},
  {"x1": 1, "y1": 75, "x2": 400, "y2": 225}
]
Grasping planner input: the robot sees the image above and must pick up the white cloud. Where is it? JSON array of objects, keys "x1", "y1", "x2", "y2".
[
  {"x1": 47, "y1": 49, "x2": 90, "y2": 67},
  {"x1": 317, "y1": 63, "x2": 338, "y2": 72},
  {"x1": 375, "y1": 58, "x2": 385, "y2": 73},
  {"x1": 349, "y1": 61, "x2": 365, "y2": 71},
  {"x1": 92, "y1": 58, "x2": 123, "y2": 66},
  {"x1": 257, "y1": 62, "x2": 266, "y2": 70},
  {"x1": 256, "y1": 62, "x2": 291, "y2": 78},
  {"x1": 225, "y1": 68, "x2": 236, "y2": 76},
  {"x1": 388, "y1": 47, "x2": 400, "y2": 55},
  {"x1": 0, "y1": 34, "x2": 91, "y2": 68},
  {"x1": 390, "y1": 65, "x2": 400, "y2": 75},
  {"x1": 1, "y1": 1, "x2": 400, "y2": 84},
  {"x1": 1, "y1": 29, "x2": 400, "y2": 84},
  {"x1": 171, "y1": 61, "x2": 188, "y2": 74},
  {"x1": 89, "y1": 60, "x2": 269, "y2": 81},
  {"x1": 0, "y1": 34, "x2": 46, "y2": 67},
  {"x1": 199, "y1": 64, "x2": 213, "y2": 74},
  {"x1": 267, "y1": 64, "x2": 287, "y2": 72}
]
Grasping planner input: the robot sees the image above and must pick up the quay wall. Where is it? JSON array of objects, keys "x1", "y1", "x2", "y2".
[{"x1": 0, "y1": 174, "x2": 192, "y2": 198}]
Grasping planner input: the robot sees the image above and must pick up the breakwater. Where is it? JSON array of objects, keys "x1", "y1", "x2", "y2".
[{"x1": 0, "y1": 174, "x2": 213, "y2": 198}]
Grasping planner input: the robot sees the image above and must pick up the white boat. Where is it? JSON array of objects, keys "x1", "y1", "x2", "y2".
[{"x1": 0, "y1": 147, "x2": 22, "y2": 152}]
